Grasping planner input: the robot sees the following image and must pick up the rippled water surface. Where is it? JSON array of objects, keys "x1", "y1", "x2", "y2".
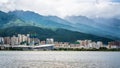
[{"x1": 0, "y1": 51, "x2": 120, "y2": 68}]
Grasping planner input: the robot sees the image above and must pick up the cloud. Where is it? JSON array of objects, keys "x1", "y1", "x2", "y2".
[
  {"x1": 0, "y1": 0, "x2": 120, "y2": 18},
  {"x1": 111, "y1": 0, "x2": 120, "y2": 2}
]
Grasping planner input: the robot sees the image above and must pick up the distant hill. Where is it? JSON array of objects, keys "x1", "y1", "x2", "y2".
[{"x1": 0, "y1": 26, "x2": 113, "y2": 44}]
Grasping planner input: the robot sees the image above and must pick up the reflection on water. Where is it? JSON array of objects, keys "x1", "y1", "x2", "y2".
[{"x1": 0, "y1": 51, "x2": 120, "y2": 68}]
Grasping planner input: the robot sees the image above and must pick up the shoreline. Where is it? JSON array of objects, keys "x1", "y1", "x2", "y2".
[
  {"x1": 0, "y1": 50, "x2": 120, "y2": 52},
  {"x1": 1, "y1": 47, "x2": 120, "y2": 51}
]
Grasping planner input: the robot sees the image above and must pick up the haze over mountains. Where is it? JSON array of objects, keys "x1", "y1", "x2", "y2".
[
  {"x1": 0, "y1": 10, "x2": 119, "y2": 43},
  {"x1": 65, "y1": 16, "x2": 120, "y2": 40}
]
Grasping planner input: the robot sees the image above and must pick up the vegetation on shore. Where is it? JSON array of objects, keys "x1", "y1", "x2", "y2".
[
  {"x1": 1, "y1": 47, "x2": 120, "y2": 51},
  {"x1": 54, "y1": 47, "x2": 120, "y2": 51}
]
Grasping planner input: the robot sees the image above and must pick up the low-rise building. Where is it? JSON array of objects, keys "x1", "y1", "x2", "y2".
[{"x1": 108, "y1": 41, "x2": 120, "y2": 49}]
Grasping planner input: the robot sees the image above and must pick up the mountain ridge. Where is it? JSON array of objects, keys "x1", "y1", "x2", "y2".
[{"x1": 0, "y1": 10, "x2": 119, "y2": 40}]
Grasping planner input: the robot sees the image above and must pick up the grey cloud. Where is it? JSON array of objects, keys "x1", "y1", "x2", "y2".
[{"x1": 0, "y1": 0, "x2": 120, "y2": 18}]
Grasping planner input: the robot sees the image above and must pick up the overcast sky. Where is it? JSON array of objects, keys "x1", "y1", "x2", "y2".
[{"x1": 0, "y1": 0, "x2": 120, "y2": 18}]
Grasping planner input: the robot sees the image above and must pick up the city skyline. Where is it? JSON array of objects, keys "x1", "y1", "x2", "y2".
[{"x1": 0, "y1": 33, "x2": 120, "y2": 50}]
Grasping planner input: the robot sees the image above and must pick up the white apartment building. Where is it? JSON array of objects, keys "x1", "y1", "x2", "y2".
[{"x1": 46, "y1": 38, "x2": 54, "y2": 44}]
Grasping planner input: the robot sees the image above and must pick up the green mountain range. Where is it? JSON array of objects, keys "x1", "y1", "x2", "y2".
[{"x1": 0, "y1": 10, "x2": 116, "y2": 44}]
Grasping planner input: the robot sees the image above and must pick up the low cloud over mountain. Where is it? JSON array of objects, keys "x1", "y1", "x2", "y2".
[{"x1": 0, "y1": 0, "x2": 120, "y2": 18}]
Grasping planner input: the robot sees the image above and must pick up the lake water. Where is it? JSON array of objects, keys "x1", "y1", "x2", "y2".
[{"x1": 0, "y1": 51, "x2": 120, "y2": 68}]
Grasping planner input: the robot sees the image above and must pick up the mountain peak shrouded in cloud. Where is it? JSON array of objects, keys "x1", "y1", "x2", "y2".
[{"x1": 0, "y1": 0, "x2": 120, "y2": 18}]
